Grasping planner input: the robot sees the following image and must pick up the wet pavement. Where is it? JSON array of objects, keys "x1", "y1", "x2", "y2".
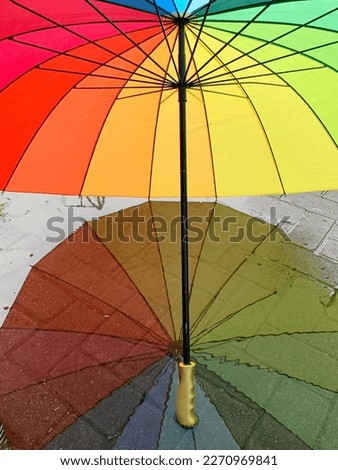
[
  {"x1": 221, "y1": 191, "x2": 338, "y2": 281},
  {"x1": 0, "y1": 192, "x2": 337, "y2": 450}
]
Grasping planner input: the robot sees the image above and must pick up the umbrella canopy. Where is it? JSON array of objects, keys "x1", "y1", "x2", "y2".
[
  {"x1": 1, "y1": 202, "x2": 337, "y2": 449},
  {"x1": 1, "y1": 0, "x2": 338, "y2": 196}
]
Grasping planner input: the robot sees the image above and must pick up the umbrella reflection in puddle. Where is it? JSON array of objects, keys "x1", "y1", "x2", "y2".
[{"x1": 0, "y1": 201, "x2": 337, "y2": 449}]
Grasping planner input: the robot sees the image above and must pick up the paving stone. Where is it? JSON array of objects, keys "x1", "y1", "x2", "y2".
[
  {"x1": 281, "y1": 193, "x2": 338, "y2": 219},
  {"x1": 220, "y1": 196, "x2": 305, "y2": 226},
  {"x1": 318, "y1": 238, "x2": 338, "y2": 263},
  {"x1": 328, "y1": 223, "x2": 338, "y2": 240},
  {"x1": 322, "y1": 191, "x2": 338, "y2": 203},
  {"x1": 287, "y1": 212, "x2": 335, "y2": 250}
]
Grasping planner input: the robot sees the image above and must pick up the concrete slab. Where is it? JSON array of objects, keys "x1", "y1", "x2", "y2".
[
  {"x1": 319, "y1": 239, "x2": 338, "y2": 262},
  {"x1": 287, "y1": 212, "x2": 334, "y2": 251},
  {"x1": 280, "y1": 193, "x2": 338, "y2": 219}
]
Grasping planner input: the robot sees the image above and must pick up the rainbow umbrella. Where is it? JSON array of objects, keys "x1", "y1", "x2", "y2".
[{"x1": 1, "y1": 0, "x2": 338, "y2": 426}]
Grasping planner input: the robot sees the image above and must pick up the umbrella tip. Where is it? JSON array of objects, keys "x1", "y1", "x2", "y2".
[{"x1": 176, "y1": 361, "x2": 199, "y2": 428}]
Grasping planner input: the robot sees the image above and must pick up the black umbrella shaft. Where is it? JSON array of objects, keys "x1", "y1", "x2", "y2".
[{"x1": 178, "y1": 21, "x2": 190, "y2": 365}]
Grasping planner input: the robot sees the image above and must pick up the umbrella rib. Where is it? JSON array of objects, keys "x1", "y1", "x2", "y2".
[
  {"x1": 192, "y1": 6, "x2": 338, "y2": 84},
  {"x1": 192, "y1": 429, "x2": 198, "y2": 450},
  {"x1": 151, "y1": 0, "x2": 180, "y2": 79},
  {"x1": 193, "y1": 27, "x2": 338, "y2": 85},
  {"x1": 2, "y1": 71, "x2": 94, "y2": 191},
  {"x1": 3, "y1": 28, "x2": 174, "y2": 191},
  {"x1": 2, "y1": 15, "x2": 173, "y2": 39},
  {"x1": 89, "y1": 225, "x2": 175, "y2": 343},
  {"x1": 144, "y1": 0, "x2": 178, "y2": 19},
  {"x1": 148, "y1": 29, "x2": 179, "y2": 200},
  {"x1": 36, "y1": 66, "x2": 169, "y2": 87},
  {"x1": 95, "y1": 0, "x2": 175, "y2": 18},
  {"x1": 32, "y1": 264, "x2": 171, "y2": 346},
  {"x1": 0, "y1": 348, "x2": 164, "y2": 399},
  {"x1": 6, "y1": 325, "x2": 167, "y2": 351},
  {"x1": 9, "y1": 0, "x2": 171, "y2": 85},
  {"x1": 191, "y1": 291, "x2": 277, "y2": 346},
  {"x1": 190, "y1": 256, "x2": 248, "y2": 338},
  {"x1": 193, "y1": 35, "x2": 338, "y2": 147},
  {"x1": 186, "y1": 33, "x2": 218, "y2": 200},
  {"x1": 195, "y1": 64, "x2": 326, "y2": 88},
  {"x1": 115, "y1": 87, "x2": 173, "y2": 99},
  {"x1": 13, "y1": 35, "x2": 170, "y2": 89},
  {"x1": 193, "y1": 332, "x2": 338, "y2": 364},
  {"x1": 171, "y1": 0, "x2": 181, "y2": 17},
  {"x1": 187, "y1": 0, "x2": 276, "y2": 19},
  {"x1": 77, "y1": 85, "x2": 169, "y2": 91},
  {"x1": 234, "y1": 88, "x2": 287, "y2": 194},
  {"x1": 187, "y1": 1, "x2": 276, "y2": 83},
  {"x1": 8, "y1": 30, "x2": 172, "y2": 87},
  {"x1": 148, "y1": 202, "x2": 178, "y2": 341},
  {"x1": 188, "y1": 0, "x2": 331, "y2": 20},
  {"x1": 3, "y1": 20, "x2": 165, "y2": 39},
  {"x1": 184, "y1": 31, "x2": 287, "y2": 195},
  {"x1": 157, "y1": 359, "x2": 175, "y2": 449},
  {"x1": 201, "y1": 18, "x2": 338, "y2": 36},
  {"x1": 160, "y1": 89, "x2": 177, "y2": 104},
  {"x1": 186, "y1": 0, "x2": 218, "y2": 20},
  {"x1": 185, "y1": 0, "x2": 214, "y2": 81},
  {"x1": 186, "y1": 23, "x2": 243, "y2": 86},
  {"x1": 186, "y1": 24, "x2": 259, "y2": 90},
  {"x1": 182, "y1": 0, "x2": 194, "y2": 18},
  {"x1": 186, "y1": 29, "x2": 338, "y2": 148},
  {"x1": 148, "y1": 39, "x2": 178, "y2": 199},
  {"x1": 83, "y1": 0, "x2": 178, "y2": 83},
  {"x1": 77, "y1": 87, "x2": 171, "y2": 96},
  {"x1": 184, "y1": 204, "x2": 216, "y2": 341},
  {"x1": 199, "y1": 88, "x2": 256, "y2": 98},
  {"x1": 187, "y1": 23, "x2": 293, "y2": 89},
  {"x1": 79, "y1": 39, "x2": 175, "y2": 197},
  {"x1": 187, "y1": 204, "x2": 217, "y2": 302},
  {"x1": 190, "y1": 260, "x2": 251, "y2": 338},
  {"x1": 190, "y1": 225, "x2": 283, "y2": 336}
]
